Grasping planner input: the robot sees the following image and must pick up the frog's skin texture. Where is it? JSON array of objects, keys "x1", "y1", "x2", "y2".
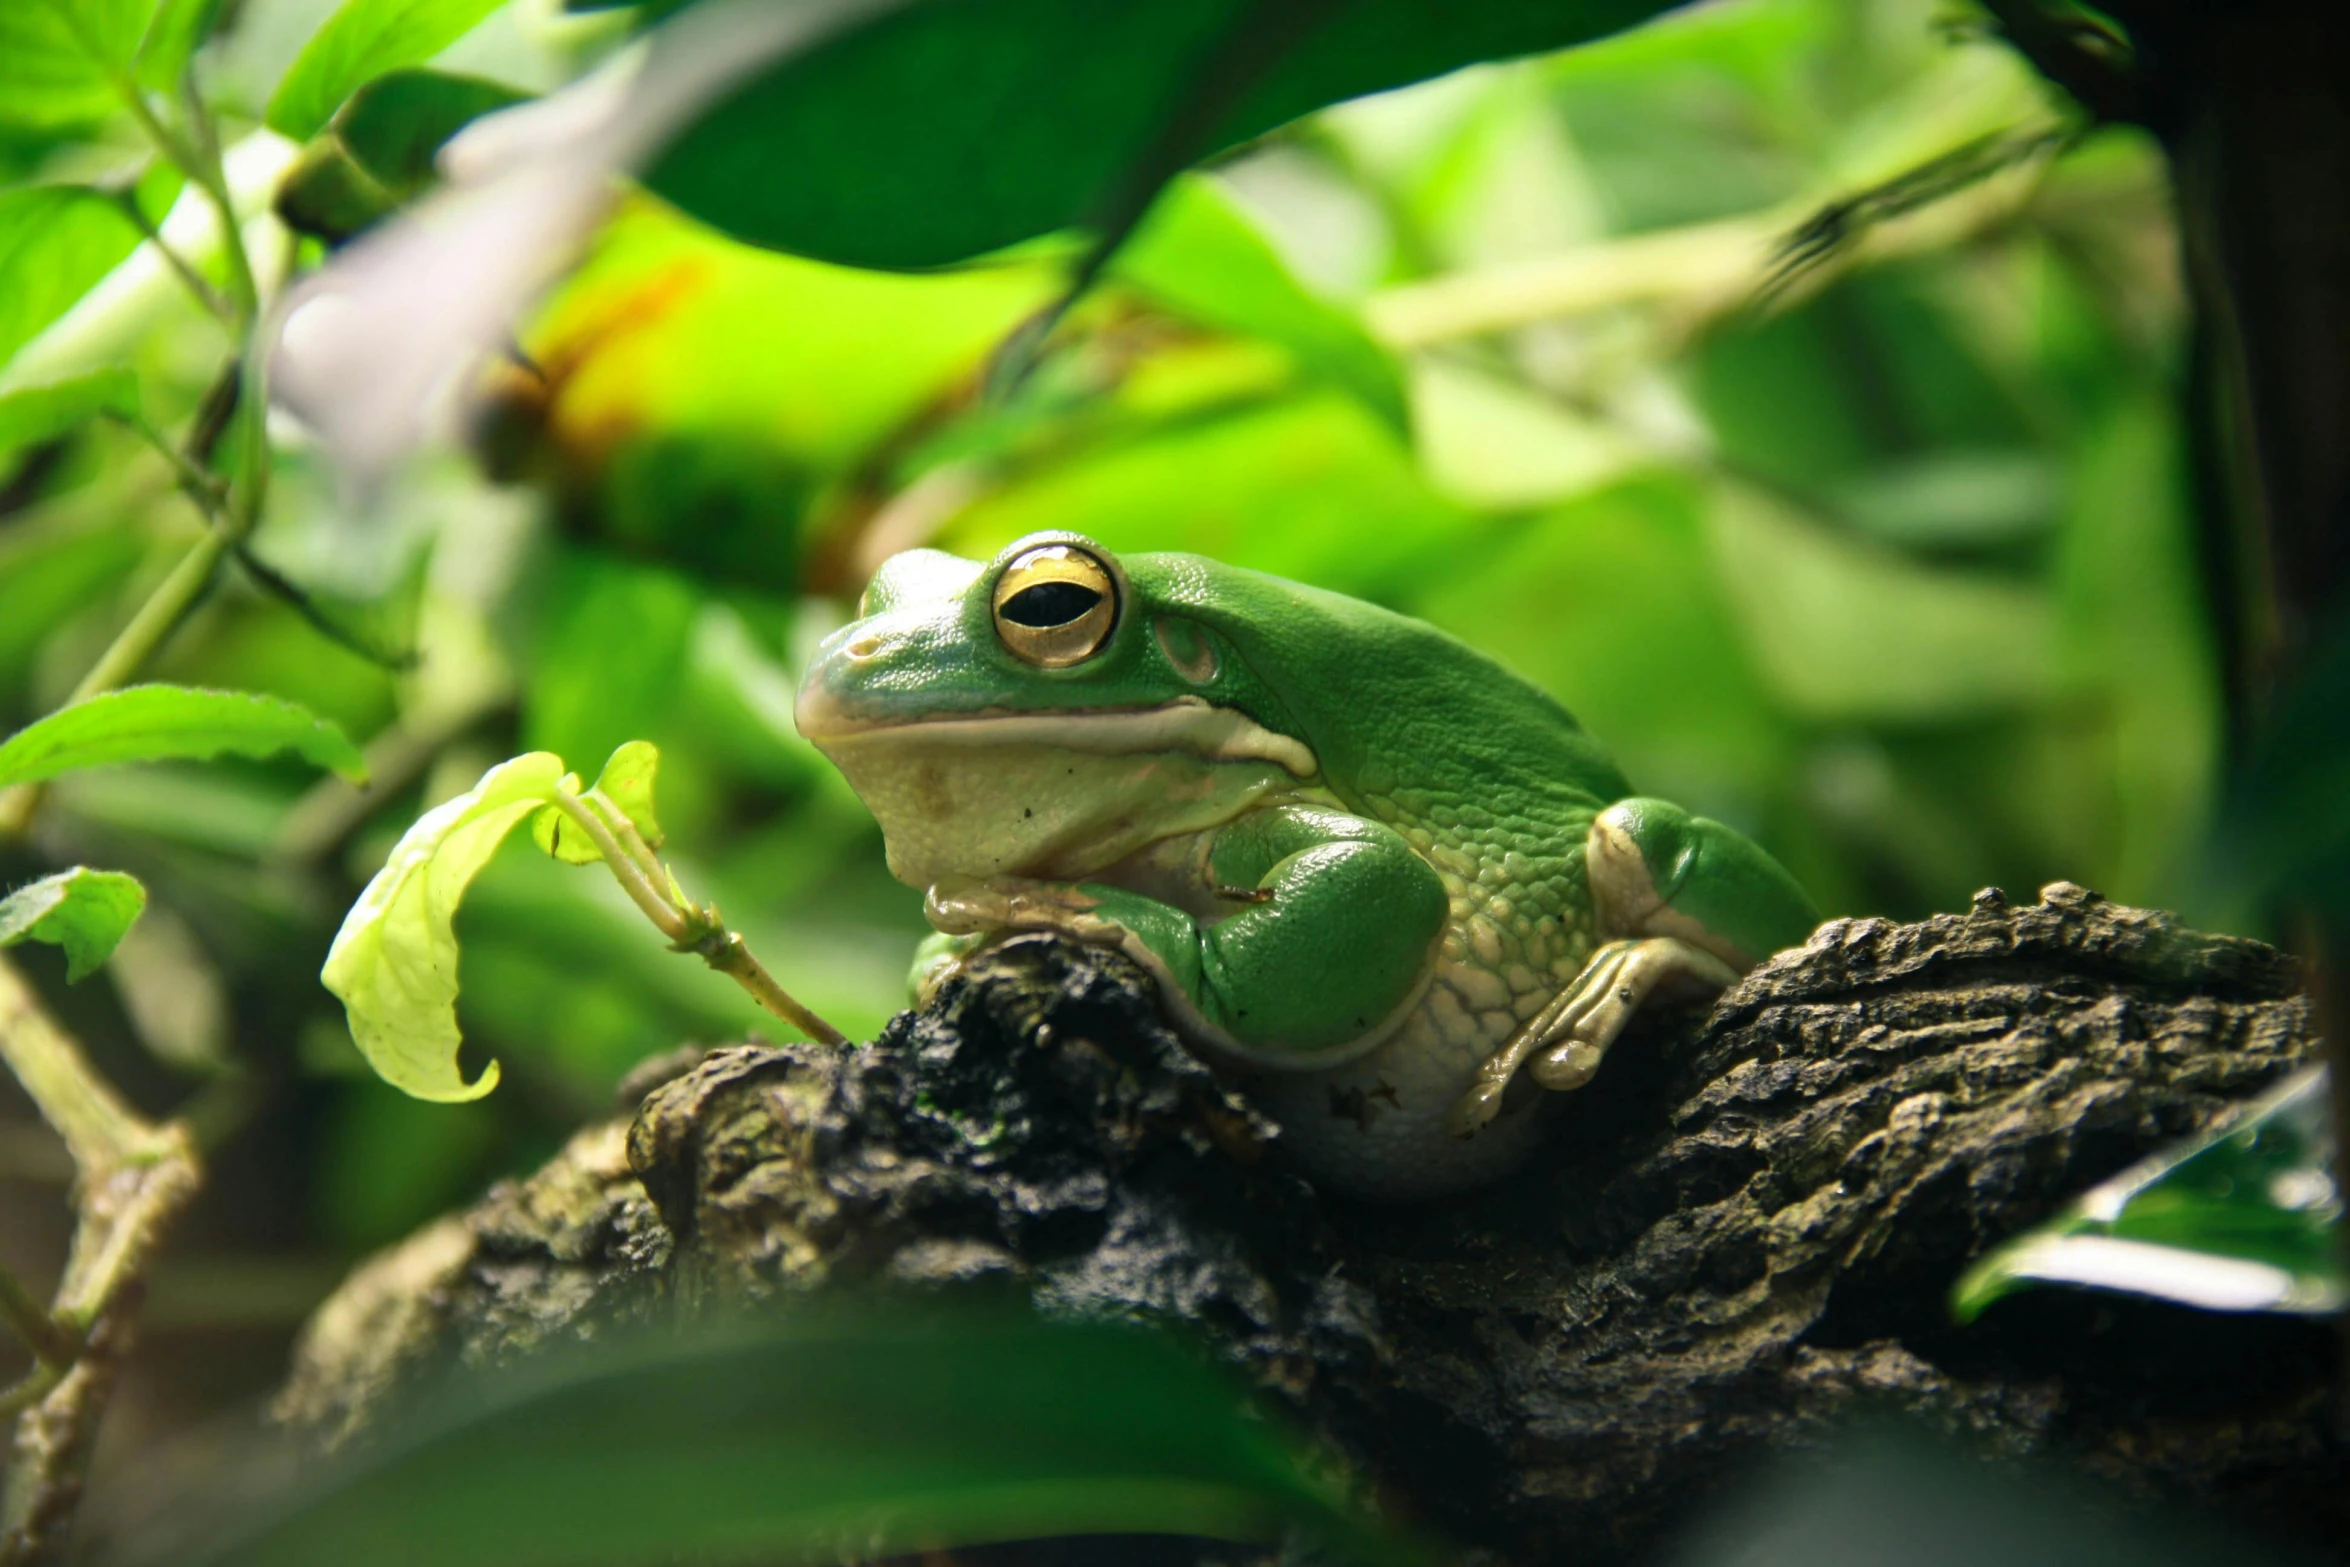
[{"x1": 796, "y1": 532, "x2": 1819, "y2": 1200}]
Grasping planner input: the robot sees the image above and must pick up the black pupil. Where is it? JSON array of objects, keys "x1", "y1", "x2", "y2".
[{"x1": 1002, "y1": 581, "x2": 1103, "y2": 628}]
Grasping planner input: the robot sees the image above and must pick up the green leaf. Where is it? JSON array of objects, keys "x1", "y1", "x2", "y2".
[
  {"x1": 152, "y1": 1310, "x2": 1419, "y2": 1567},
  {"x1": 0, "y1": 686, "x2": 368, "y2": 791},
  {"x1": 0, "y1": 867, "x2": 146, "y2": 982},
  {"x1": 0, "y1": 0, "x2": 154, "y2": 128},
  {"x1": 1954, "y1": 1067, "x2": 2345, "y2": 1320},
  {"x1": 533, "y1": 740, "x2": 667, "y2": 864},
  {"x1": 642, "y1": 0, "x2": 1697, "y2": 269},
  {"x1": 590, "y1": 739, "x2": 663, "y2": 847},
  {"x1": 0, "y1": 367, "x2": 142, "y2": 455},
  {"x1": 321, "y1": 753, "x2": 566, "y2": 1102},
  {"x1": 0, "y1": 184, "x2": 147, "y2": 370},
  {"x1": 135, "y1": 0, "x2": 226, "y2": 89},
  {"x1": 267, "y1": 0, "x2": 517, "y2": 141},
  {"x1": 1115, "y1": 175, "x2": 1407, "y2": 433},
  {"x1": 275, "y1": 68, "x2": 531, "y2": 244}
]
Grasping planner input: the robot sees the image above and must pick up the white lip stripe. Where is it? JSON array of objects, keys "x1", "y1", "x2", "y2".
[{"x1": 807, "y1": 697, "x2": 1319, "y2": 779}]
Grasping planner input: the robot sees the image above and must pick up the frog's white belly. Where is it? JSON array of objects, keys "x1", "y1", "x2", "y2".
[{"x1": 1236, "y1": 845, "x2": 1596, "y2": 1201}]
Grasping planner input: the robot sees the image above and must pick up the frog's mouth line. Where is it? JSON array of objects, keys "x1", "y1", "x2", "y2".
[{"x1": 796, "y1": 693, "x2": 1319, "y2": 779}]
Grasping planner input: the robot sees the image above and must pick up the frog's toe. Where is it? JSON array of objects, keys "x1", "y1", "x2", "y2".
[{"x1": 1457, "y1": 935, "x2": 1739, "y2": 1120}]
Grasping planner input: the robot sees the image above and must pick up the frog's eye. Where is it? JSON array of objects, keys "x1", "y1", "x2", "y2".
[{"x1": 992, "y1": 545, "x2": 1118, "y2": 668}]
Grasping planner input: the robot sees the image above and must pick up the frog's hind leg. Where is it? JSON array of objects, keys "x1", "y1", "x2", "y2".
[{"x1": 1446, "y1": 798, "x2": 1817, "y2": 1137}]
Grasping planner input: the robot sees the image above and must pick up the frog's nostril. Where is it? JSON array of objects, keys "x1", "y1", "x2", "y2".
[{"x1": 845, "y1": 633, "x2": 886, "y2": 659}]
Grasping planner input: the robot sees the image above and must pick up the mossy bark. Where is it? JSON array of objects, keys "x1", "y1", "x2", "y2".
[{"x1": 274, "y1": 883, "x2": 2336, "y2": 1562}]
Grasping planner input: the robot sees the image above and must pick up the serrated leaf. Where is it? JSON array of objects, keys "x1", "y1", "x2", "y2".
[
  {"x1": 142, "y1": 1309, "x2": 1421, "y2": 1567},
  {"x1": 267, "y1": 0, "x2": 517, "y2": 141},
  {"x1": 0, "y1": 867, "x2": 146, "y2": 982},
  {"x1": 0, "y1": 367, "x2": 141, "y2": 454},
  {"x1": 1954, "y1": 1066, "x2": 2345, "y2": 1320},
  {"x1": 0, "y1": 685, "x2": 368, "y2": 791},
  {"x1": 321, "y1": 753, "x2": 567, "y2": 1101}
]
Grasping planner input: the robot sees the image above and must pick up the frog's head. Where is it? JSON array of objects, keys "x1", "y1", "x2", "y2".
[{"x1": 796, "y1": 532, "x2": 1320, "y2": 887}]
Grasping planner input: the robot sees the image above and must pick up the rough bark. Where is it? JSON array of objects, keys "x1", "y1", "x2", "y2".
[{"x1": 273, "y1": 883, "x2": 2336, "y2": 1562}]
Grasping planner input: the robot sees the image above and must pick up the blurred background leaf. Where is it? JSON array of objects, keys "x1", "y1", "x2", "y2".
[{"x1": 125, "y1": 1309, "x2": 1419, "y2": 1567}]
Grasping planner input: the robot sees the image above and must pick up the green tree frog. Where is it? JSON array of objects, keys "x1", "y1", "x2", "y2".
[{"x1": 796, "y1": 533, "x2": 1819, "y2": 1199}]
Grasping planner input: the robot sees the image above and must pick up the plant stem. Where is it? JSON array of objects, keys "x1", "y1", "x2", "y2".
[
  {"x1": 690, "y1": 927, "x2": 850, "y2": 1049},
  {"x1": 0, "y1": 1270, "x2": 74, "y2": 1373},
  {"x1": 547, "y1": 792, "x2": 849, "y2": 1047},
  {"x1": 549, "y1": 792, "x2": 691, "y2": 943},
  {"x1": 107, "y1": 185, "x2": 229, "y2": 324}
]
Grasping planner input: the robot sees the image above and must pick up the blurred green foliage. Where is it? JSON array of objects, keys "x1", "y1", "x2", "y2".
[{"x1": 0, "y1": 0, "x2": 2202, "y2": 1303}]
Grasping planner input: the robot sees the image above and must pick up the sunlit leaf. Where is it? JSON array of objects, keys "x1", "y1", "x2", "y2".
[
  {"x1": 644, "y1": 0, "x2": 1696, "y2": 269},
  {"x1": 1116, "y1": 175, "x2": 1407, "y2": 433},
  {"x1": 136, "y1": 0, "x2": 227, "y2": 88},
  {"x1": 267, "y1": 0, "x2": 517, "y2": 141},
  {"x1": 320, "y1": 752, "x2": 566, "y2": 1102},
  {"x1": 151, "y1": 1310, "x2": 1420, "y2": 1567},
  {"x1": 1954, "y1": 1066, "x2": 2344, "y2": 1320},
  {"x1": 532, "y1": 739, "x2": 668, "y2": 865},
  {"x1": 0, "y1": 867, "x2": 147, "y2": 982},
  {"x1": 0, "y1": 367, "x2": 142, "y2": 455},
  {"x1": 0, "y1": 0, "x2": 153, "y2": 128},
  {"x1": 0, "y1": 685, "x2": 369, "y2": 791},
  {"x1": 0, "y1": 184, "x2": 150, "y2": 370},
  {"x1": 276, "y1": 68, "x2": 531, "y2": 244}
]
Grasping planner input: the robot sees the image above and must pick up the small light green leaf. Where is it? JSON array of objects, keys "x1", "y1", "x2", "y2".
[
  {"x1": 0, "y1": 685, "x2": 368, "y2": 792},
  {"x1": 528, "y1": 741, "x2": 664, "y2": 865},
  {"x1": 590, "y1": 739, "x2": 662, "y2": 846},
  {"x1": 322, "y1": 752, "x2": 567, "y2": 1102},
  {"x1": 1955, "y1": 1066, "x2": 2344, "y2": 1320},
  {"x1": 267, "y1": 0, "x2": 516, "y2": 141},
  {"x1": 0, "y1": 368, "x2": 142, "y2": 455},
  {"x1": 0, "y1": 867, "x2": 146, "y2": 982},
  {"x1": 528, "y1": 771, "x2": 598, "y2": 864}
]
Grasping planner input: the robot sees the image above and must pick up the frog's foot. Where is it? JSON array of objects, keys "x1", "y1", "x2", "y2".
[
  {"x1": 908, "y1": 929, "x2": 990, "y2": 1005},
  {"x1": 924, "y1": 874, "x2": 1126, "y2": 947},
  {"x1": 1445, "y1": 936, "x2": 1739, "y2": 1137}
]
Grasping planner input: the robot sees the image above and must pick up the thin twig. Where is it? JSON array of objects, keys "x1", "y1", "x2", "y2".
[
  {"x1": 546, "y1": 793, "x2": 849, "y2": 1047},
  {"x1": 105, "y1": 185, "x2": 229, "y2": 324},
  {"x1": 228, "y1": 543, "x2": 418, "y2": 671},
  {"x1": 0, "y1": 954, "x2": 201, "y2": 1567},
  {"x1": 0, "y1": 1269, "x2": 74, "y2": 1372},
  {"x1": 547, "y1": 792, "x2": 691, "y2": 944},
  {"x1": 690, "y1": 927, "x2": 850, "y2": 1049}
]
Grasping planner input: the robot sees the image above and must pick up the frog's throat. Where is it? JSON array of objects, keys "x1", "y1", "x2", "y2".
[{"x1": 798, "y1": 695, "x2": 1319, "y2": 778}]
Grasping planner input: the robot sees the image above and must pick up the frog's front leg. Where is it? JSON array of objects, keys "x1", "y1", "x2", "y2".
[
  {"x1": 1448, "y1": 797, "x2": 1818, "y2": 1135},
  {"x1": 925, "y1": 805, "x2": 1448, "y2": 1063}
]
